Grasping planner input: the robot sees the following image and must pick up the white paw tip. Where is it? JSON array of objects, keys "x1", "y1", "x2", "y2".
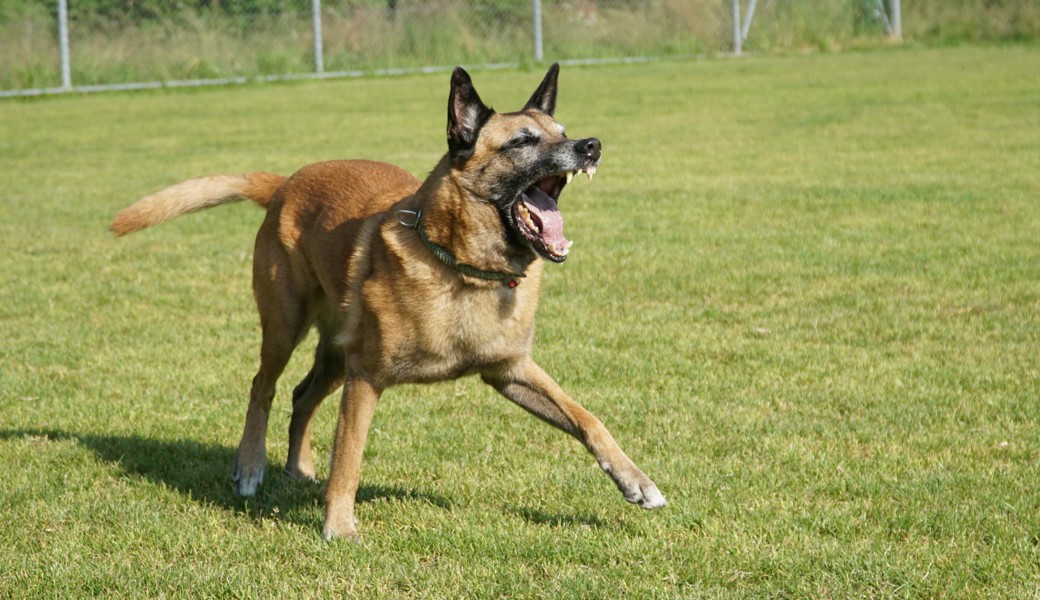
[
  {"x1": 232, "y1": 471, "x2": 263, "y2": 497},
  {"x1": 640, "y1": 486, "x2": 667, "y2": 510}
]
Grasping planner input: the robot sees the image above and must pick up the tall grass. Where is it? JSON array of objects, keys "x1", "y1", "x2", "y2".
[
  {"x1": 3, "y1": 0, "x2": 1038, "y2": 92},
  {"x1": 904, "y1": 0, "x2": 1040, "y2": 44}
]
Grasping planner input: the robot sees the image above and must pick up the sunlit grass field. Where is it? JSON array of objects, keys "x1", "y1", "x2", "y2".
[{"x1": 1, "y1": 45, "x2": 1039, "y2": 598}]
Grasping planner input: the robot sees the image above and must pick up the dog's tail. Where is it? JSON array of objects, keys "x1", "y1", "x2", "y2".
[{"x1": 110, "y1": 171, "x2": 287, "y2": 236}]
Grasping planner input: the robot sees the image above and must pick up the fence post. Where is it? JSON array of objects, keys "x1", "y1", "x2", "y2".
[
  {"x1": 890, "y1": 0, "x2": 902, "y2": 40},
  {"x1": 731, "y1": 0, "x2": 742, "y2": 55},
  {"x1": 311, "y1": 0, "x2": 324, "y2": 74},
  {"x1": 741, "y1": 0, "x2": 757, "y2": 43},
  {"x1": 57, "y1": 0, "x2": 71, "y2": 90},
  {"x1": 533, "y1": 0, "x2": 543, "y2": 62}
]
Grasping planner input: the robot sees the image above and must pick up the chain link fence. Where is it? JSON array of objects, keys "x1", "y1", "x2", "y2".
[{"x1": 2, "y1": 1, "x2": 1035, "y2": 97}]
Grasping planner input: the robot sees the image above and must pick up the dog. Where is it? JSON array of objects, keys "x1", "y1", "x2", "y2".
[{"x1": 111, "y1": 64, "x2": 665, "y2": 540}]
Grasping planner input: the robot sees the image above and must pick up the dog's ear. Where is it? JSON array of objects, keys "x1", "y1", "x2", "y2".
[
  {"x1": 523, "y1": 63, "x2": 559, "y2": 117},
  {"x1": 447, "y1": 67, "x2": 494, "y2": 162}
]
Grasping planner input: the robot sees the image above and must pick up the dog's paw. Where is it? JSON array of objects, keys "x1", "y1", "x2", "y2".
[
  {"x1": 231, "y1": 459, "x2": 265, "y2": 497},
  {"x1": 636, "y1": 481, "x2": 667, "y2": 509},
  {"x1": 606, "y1": 463, "x2": 666, "y2": 510},
  {"x1": 322, "y1": 515, "x2": 360, "y2": 542},
  {"x1": 283, "y1": 464, "x2": 318, "y2": 483},
  {"x1": 620, "y1": 478, "x2": 667, "y2": 509}
]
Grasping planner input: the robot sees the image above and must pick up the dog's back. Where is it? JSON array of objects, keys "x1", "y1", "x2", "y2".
[
  {"x1": 112, "y1": 158, "x2": 420, "y2": 303},
  {"x1": 258, "y1": 159, "x2": 421, "y2": 313},
  {"x1": 271, "y1": 160, "x2": 420, "y2": 244}
]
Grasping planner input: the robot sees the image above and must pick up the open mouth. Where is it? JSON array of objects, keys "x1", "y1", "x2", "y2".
[{"x1": 513, "y1": 164, "x2": 597, "y2": 262}]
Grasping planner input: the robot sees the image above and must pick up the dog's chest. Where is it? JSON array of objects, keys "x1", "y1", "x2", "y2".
[
  {"x1": 369, "y1": 284, "x2": 537, "y2": 384},
  {"x1": 443, "y1": 290, "x2": 529, "y2": 349}
]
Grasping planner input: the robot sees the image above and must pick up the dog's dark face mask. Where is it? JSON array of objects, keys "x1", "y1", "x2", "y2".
[{"x1": 445, "y1": 64, "x2": 601, "y2": 263}]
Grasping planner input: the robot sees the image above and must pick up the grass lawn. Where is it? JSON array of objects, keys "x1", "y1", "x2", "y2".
[{"x1": 1, "y1": 45, "x2": 1039, "y2": 598}]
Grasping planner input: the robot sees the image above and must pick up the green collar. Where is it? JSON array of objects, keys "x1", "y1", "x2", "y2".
[{"x1": 397, "y1": 209, "x2": 526, "y2": 288}]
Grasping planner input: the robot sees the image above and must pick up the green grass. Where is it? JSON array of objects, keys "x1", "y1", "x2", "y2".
[{"x1": 2, "y1": 45, "x2": 1039, "y2": 598}]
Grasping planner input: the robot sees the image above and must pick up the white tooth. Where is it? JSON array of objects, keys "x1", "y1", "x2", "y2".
[
  {"x1": 518, "y1": 204, "x2": 538, "y2": 232},
  {"x1": 565, "y1": 240, "x2": 573, "y2": 250},
  {"x1": 565, "y1": 172, "x2": 574, "y2": 185},
  {"x1": 585, "y1": 171, "x2": 592, "y2": 181}
]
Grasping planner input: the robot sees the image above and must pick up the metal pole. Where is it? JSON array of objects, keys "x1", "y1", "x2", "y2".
[
  {"x1": 731, "y1": 0, "x2": 742, "y2": 55},
  {"x1": 890, "y1": 0, "x2": 902, "y2": 40},
  {"x1": 57, "y1": 0, "x2": 71, "y2": 90},
  {"x1": 741, "y1": 0, "x2": 757, "y2": 42},
  {"x1": 533, "y1": 0, "x2": 543, "y2": 63},
  {"x1": 874, "y1": 0, "x2": 893, "y2": 36},
  {"x1": 311, "y1": 0, "x2": 324, "y2": 74}
]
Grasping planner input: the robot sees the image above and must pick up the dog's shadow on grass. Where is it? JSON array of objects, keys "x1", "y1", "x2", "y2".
[
  {"x1": 1, "y1": 428, "x2": 450, "y2": 528},
  {"x1": 506, "y1": 505, "x2": 607, "y2": 528}
]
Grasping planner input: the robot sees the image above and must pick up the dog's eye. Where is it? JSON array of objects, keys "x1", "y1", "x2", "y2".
[{"x1": 505, "y1": 134, "x2": 539, "y2": 149}]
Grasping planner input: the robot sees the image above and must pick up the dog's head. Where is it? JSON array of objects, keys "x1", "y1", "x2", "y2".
[{"x1": 445, "y1": 64, "x2": 600, "y2": 263}]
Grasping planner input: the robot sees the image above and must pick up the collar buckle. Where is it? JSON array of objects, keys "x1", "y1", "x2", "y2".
[{"x1": 396, "y1": 209, "x2": 421, "y2": 229}]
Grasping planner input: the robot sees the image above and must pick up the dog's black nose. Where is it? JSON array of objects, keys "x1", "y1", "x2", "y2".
[{"x1": 576, "y1": 138, "x2": 601, "y2": 162}]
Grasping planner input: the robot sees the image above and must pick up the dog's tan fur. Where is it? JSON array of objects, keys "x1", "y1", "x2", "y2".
[{"x1": 112, "y1": 65, "x2": 664, "y2": 540}]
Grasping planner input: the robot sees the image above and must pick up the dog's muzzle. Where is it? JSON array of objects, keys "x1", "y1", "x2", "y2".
[{"x1": 513, "y1": 137, "x2": 601, "y2": 263}]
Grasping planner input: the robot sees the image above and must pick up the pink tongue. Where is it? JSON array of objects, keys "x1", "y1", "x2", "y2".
[{"x1": 523, "y1": 187, "x2": 569, "y2": 249}]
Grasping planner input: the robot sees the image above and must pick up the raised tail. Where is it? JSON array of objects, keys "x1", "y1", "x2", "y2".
[{"x1": 110, "y1": 171, "x2": 287, "y2": 236}]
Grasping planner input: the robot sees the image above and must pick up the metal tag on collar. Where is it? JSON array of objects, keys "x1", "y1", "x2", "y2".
[{"x1": 397, "y1": 209, "x2": 421, "y2": 229}]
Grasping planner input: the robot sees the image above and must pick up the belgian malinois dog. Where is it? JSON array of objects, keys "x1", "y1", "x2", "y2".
[{"x1": 111, "y1": 64, "x2": 665, "y2": 540}]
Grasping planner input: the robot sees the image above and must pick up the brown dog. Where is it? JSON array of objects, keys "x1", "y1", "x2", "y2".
[{"x1": 111, "y1": 65, "x2": 665, "y2": 540}]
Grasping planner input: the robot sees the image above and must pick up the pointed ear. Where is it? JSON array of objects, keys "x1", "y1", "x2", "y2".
[
  {"x1": 523, "y1": 63, "x2": 560, "y2": 116},
  {"x1": 447, "y1": 67, "x2": 494, "y2": 162}
]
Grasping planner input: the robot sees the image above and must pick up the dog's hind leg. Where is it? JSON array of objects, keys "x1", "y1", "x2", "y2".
[
  {"x1": 232, "y1": 242, "x2": 312, "y2": 497},
  {"x1": 232, "y1": 331, "x2": 298, "y2": 496},
  {"x1": 285, "y1": 334, "x2": 345, "y2": 481},
  {"x1": 482, "y1": 357, "x2": 666, "y2": 510}
]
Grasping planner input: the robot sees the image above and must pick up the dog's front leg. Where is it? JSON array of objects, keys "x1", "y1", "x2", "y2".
[
  {"x1": 482, "y1": 357, "x2": 666, "y2": 510},
  {"x1": 323, "y1": 375, "x2": 381, "y2": 541}
]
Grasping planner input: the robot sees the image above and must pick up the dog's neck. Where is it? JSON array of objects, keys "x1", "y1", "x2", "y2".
[{"x1": 413, "y1": 157, "x2": 537, "y2": 279}]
